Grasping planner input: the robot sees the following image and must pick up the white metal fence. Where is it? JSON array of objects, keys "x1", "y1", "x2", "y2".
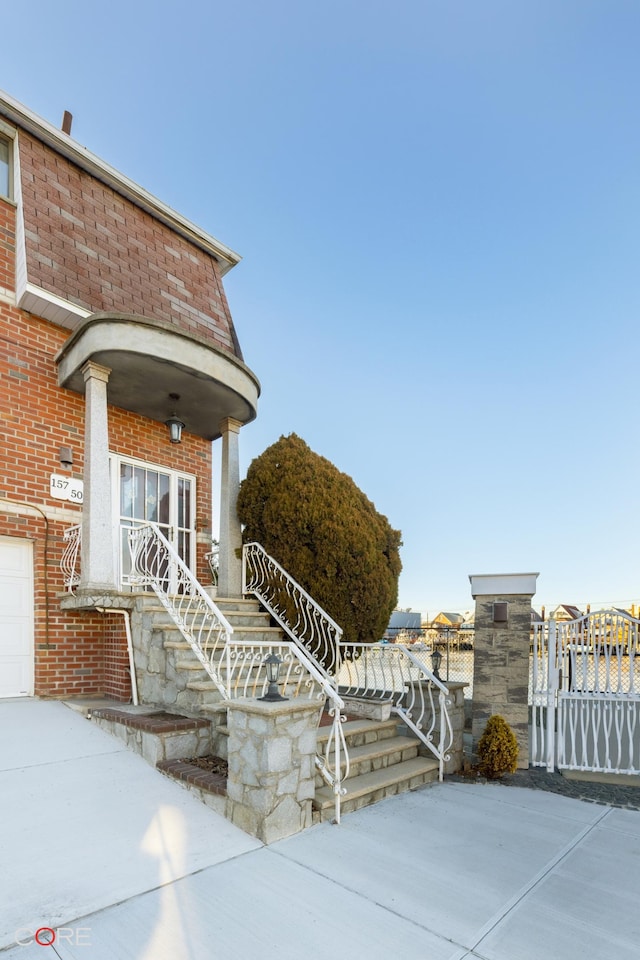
[{"x1": 530, "y1": 610, "x2": 640, "y2": 774}]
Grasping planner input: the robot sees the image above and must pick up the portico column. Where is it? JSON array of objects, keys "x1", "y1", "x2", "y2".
[
  {"x1": 79, "y1": 361, "x2": 116, "y2": 593},
  {"x1": 218, "y1": 417, "x2": 243, "y2": 597}
]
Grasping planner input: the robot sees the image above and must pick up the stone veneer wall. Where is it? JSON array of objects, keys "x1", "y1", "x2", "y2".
[
  {"x1": 226, "y1": 698, "x2": 322, "y2": 844},
  {"x1": 471, "y1": 593, "x2": 533, "y2": 769}
]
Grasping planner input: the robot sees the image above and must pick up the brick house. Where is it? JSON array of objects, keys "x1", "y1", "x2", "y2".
[{"x1": 0, "y1": 91, "x2": 260, "y2": 702}]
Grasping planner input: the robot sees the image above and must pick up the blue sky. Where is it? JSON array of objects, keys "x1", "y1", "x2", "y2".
[{"x1": 3, "y1": 1, "x2": 639, "y2": 615}]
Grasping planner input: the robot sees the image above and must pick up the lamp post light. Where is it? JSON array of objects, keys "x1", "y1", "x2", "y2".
[
  {"x1": 259, "y1": 653, "x2": 288, "y2": 702},
  {"x1": 431, "y1": 648, "x2": 443, "y2": 681}
]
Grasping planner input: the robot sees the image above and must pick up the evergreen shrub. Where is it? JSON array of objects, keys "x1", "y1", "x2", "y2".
[
  {"x1": 237, "y1": 434, "x2": 402, "y2": 659},
  {"x1": 477, "y1": 714, "x2": 519, "y2": 778}
]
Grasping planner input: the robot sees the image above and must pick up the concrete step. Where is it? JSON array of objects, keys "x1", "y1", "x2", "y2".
[
  {"x1": 313, "y1": 756, "x2": 439, "y2": 821},
  {"x1": 314, "y1": 734, "x2": 420, "y2": 786}
]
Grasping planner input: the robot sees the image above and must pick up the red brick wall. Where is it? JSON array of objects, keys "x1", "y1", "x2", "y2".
[
  {"x1": 1, "y1": 196, "x2": 214, "y2": 699},
  {"x1": 104, "y1": 614, "x2": 131, "y2": 702},
  {"x1": 18, "y1": 131, "x2": 241, "y2": 358}
]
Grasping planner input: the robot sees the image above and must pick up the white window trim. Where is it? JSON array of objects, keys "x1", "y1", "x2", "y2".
[
  {"x1": 109, "y1": 453, "x2": 197, "y2": 589},
  {"x1": 0, "y1": 118, "x2": 17, "y2": 202}
]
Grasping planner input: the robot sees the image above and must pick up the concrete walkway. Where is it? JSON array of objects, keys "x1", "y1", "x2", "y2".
[{"x1": 1, "y1": 699, "x2": 639, "y2": 959}]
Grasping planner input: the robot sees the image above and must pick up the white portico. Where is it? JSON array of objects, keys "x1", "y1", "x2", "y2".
[{"x1": 57, "y1": 314, "x2": 260, "y2": 597}]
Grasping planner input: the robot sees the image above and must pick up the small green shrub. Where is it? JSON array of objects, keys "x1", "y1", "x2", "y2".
[{"x1": 477, "y1": 715, "x2": 519, "y2": 779}]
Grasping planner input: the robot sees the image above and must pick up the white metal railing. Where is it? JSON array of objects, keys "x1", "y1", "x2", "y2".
[
  {"x1": 530, "y1": 610, "x2": 640, "y2": 774},
  {"x1": 242, "y1": 542, "x2": 451, "y2": 780},
  {"x1": 222, "y1": 639, "x2": 320, "y2": 700},
  {"x1": 61, "y1": 524, "x2": 81, "y2": 590},
  {"x1": 242, "y1": 542, "x2": 343, "y2": 681},
  {"x1": 127, "y1": 522, "x2": 234, "y2": 698},
  {"x1": 337, "y1": 642, "x2": 453, "y2": 780},
  {"x1": 205, "y1": 540, "x2": 219, "y2": 586},
  {"x1": 530, "y1": 620, "x2": 552, "y2": 769}
]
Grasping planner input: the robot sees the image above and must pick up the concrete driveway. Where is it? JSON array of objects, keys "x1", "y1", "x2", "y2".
[{"x1": 1, "y1": 698, "x2": 638, "y2": 959}]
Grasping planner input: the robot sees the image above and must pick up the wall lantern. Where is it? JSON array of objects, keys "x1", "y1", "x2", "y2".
[
  {"x1": 259, "y1": 653, "x2": 288, "y2": 702},
  {"x1": 165, "y1": 414, "x2": 185, "y2": 444},
  {"x1": 431, "y1": 648, "x2": 443, "y2": 681}
]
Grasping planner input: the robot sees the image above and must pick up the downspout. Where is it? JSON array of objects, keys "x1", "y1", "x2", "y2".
[{"x1": 96, "y1": 608, "x2": 139, "y2": 706}]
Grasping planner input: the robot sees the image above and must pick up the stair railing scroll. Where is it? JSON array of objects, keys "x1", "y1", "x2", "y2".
[
  {"x1": 127, "y1": 522, "x2": 233, "y2": 698},
  {"x1": 338, "y1": 642, "x2": 453, "y2": 780},
  {"x1": 242, "y1": 542, "x2": 342, "y2": 683},
  {"x1": 61, "y1": 524, "x2": 82, "y2": 591}
]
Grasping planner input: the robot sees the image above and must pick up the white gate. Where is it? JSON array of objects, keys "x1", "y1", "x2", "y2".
[{"x1": 531, "y1": 610, "x2": 640, "y2": 774}]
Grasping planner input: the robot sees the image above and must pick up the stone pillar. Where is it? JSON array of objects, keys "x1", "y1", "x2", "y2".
[
  {"x1": 469, "y1": 573, "x2": 538, "y2": 769},
  {"x1": 218, "y1": 417, "x2": 243, "y2": 597},
  {"x1": 79, "y1": 361, "x2": 116, "y2": 593},
  {"x1": 225, "y1": 697, "x2": 321, "y2": 843}
]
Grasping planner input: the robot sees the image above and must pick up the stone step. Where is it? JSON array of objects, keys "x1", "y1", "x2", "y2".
[
  {"x1": 176, "y1": 659, "x2": 286, "y2": 677},
  {"x1": 217, "y1": 597, "x2": 264, "y2": 612},
  {"x1": 156, "y1": 758, "x2": 227, "y2": 816},
  {"x1": 317, "y1": 717, "x2": 401, "y2": 749},
  {"x1": 221, "y1": 611, "x2": 272, "y2": 628},
  {"x1": 187, "y1": 680, "x2": 224, "y2": 692},
  {"x1": 314, "y1": 734, "x2": 420, "y2": 786},
  {"x1": 90, "y1": 708, "x2": 214, "y2": 766},
  {"x1": 150, "y1": 609, "x2": 271, "y2": 630},
  {"x1": 164, "y1": 640, "x2": 208, "y2": 650},
  {"x1": 158, "y1": 622, "x2": 283, "y2": 643},
  {"x1": 176, "y1": 659, "x2": 211, "y2": 672},
  {"x1": 313, "y1": 756, "x2": 439, "y2": 821}
]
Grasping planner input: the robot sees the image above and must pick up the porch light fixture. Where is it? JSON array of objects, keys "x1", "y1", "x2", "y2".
[
  {"x1": 165, "y1": 414, "x2": 185, "y2": 444},
  {"x1": 259, "y1": 653, "x2": 288, "y2": 702},
  {"x1": 431, "y1": 648, "x2": 443, "y2": 681}
]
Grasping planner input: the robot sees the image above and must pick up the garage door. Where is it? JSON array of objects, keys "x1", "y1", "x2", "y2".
[{"x1": 0, "y1": 537, "x2": 34, "y2": 697}]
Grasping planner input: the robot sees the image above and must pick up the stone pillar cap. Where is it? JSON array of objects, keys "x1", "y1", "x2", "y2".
[{"x1": 469, "y1": 573, "x2": 539, "y2": 597}]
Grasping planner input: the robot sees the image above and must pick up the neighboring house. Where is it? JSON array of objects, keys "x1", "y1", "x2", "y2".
[
  {"x1": 0, "y1": 91, "x2": 260, "y2": 701},
  {"x1": 385, "y1": 609, "x2": 422, "y2": 640},
  {"x1": 549, "y1": 605, "x2": 583, "y2": 621},
  {"x1": 431, "y1": 612, "x2": 464, "y2": 629}
]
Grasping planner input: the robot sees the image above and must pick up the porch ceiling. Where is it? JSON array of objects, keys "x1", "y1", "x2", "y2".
[{"x1": 55, "y1": 313, "x2": 260, "y2": 441}]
